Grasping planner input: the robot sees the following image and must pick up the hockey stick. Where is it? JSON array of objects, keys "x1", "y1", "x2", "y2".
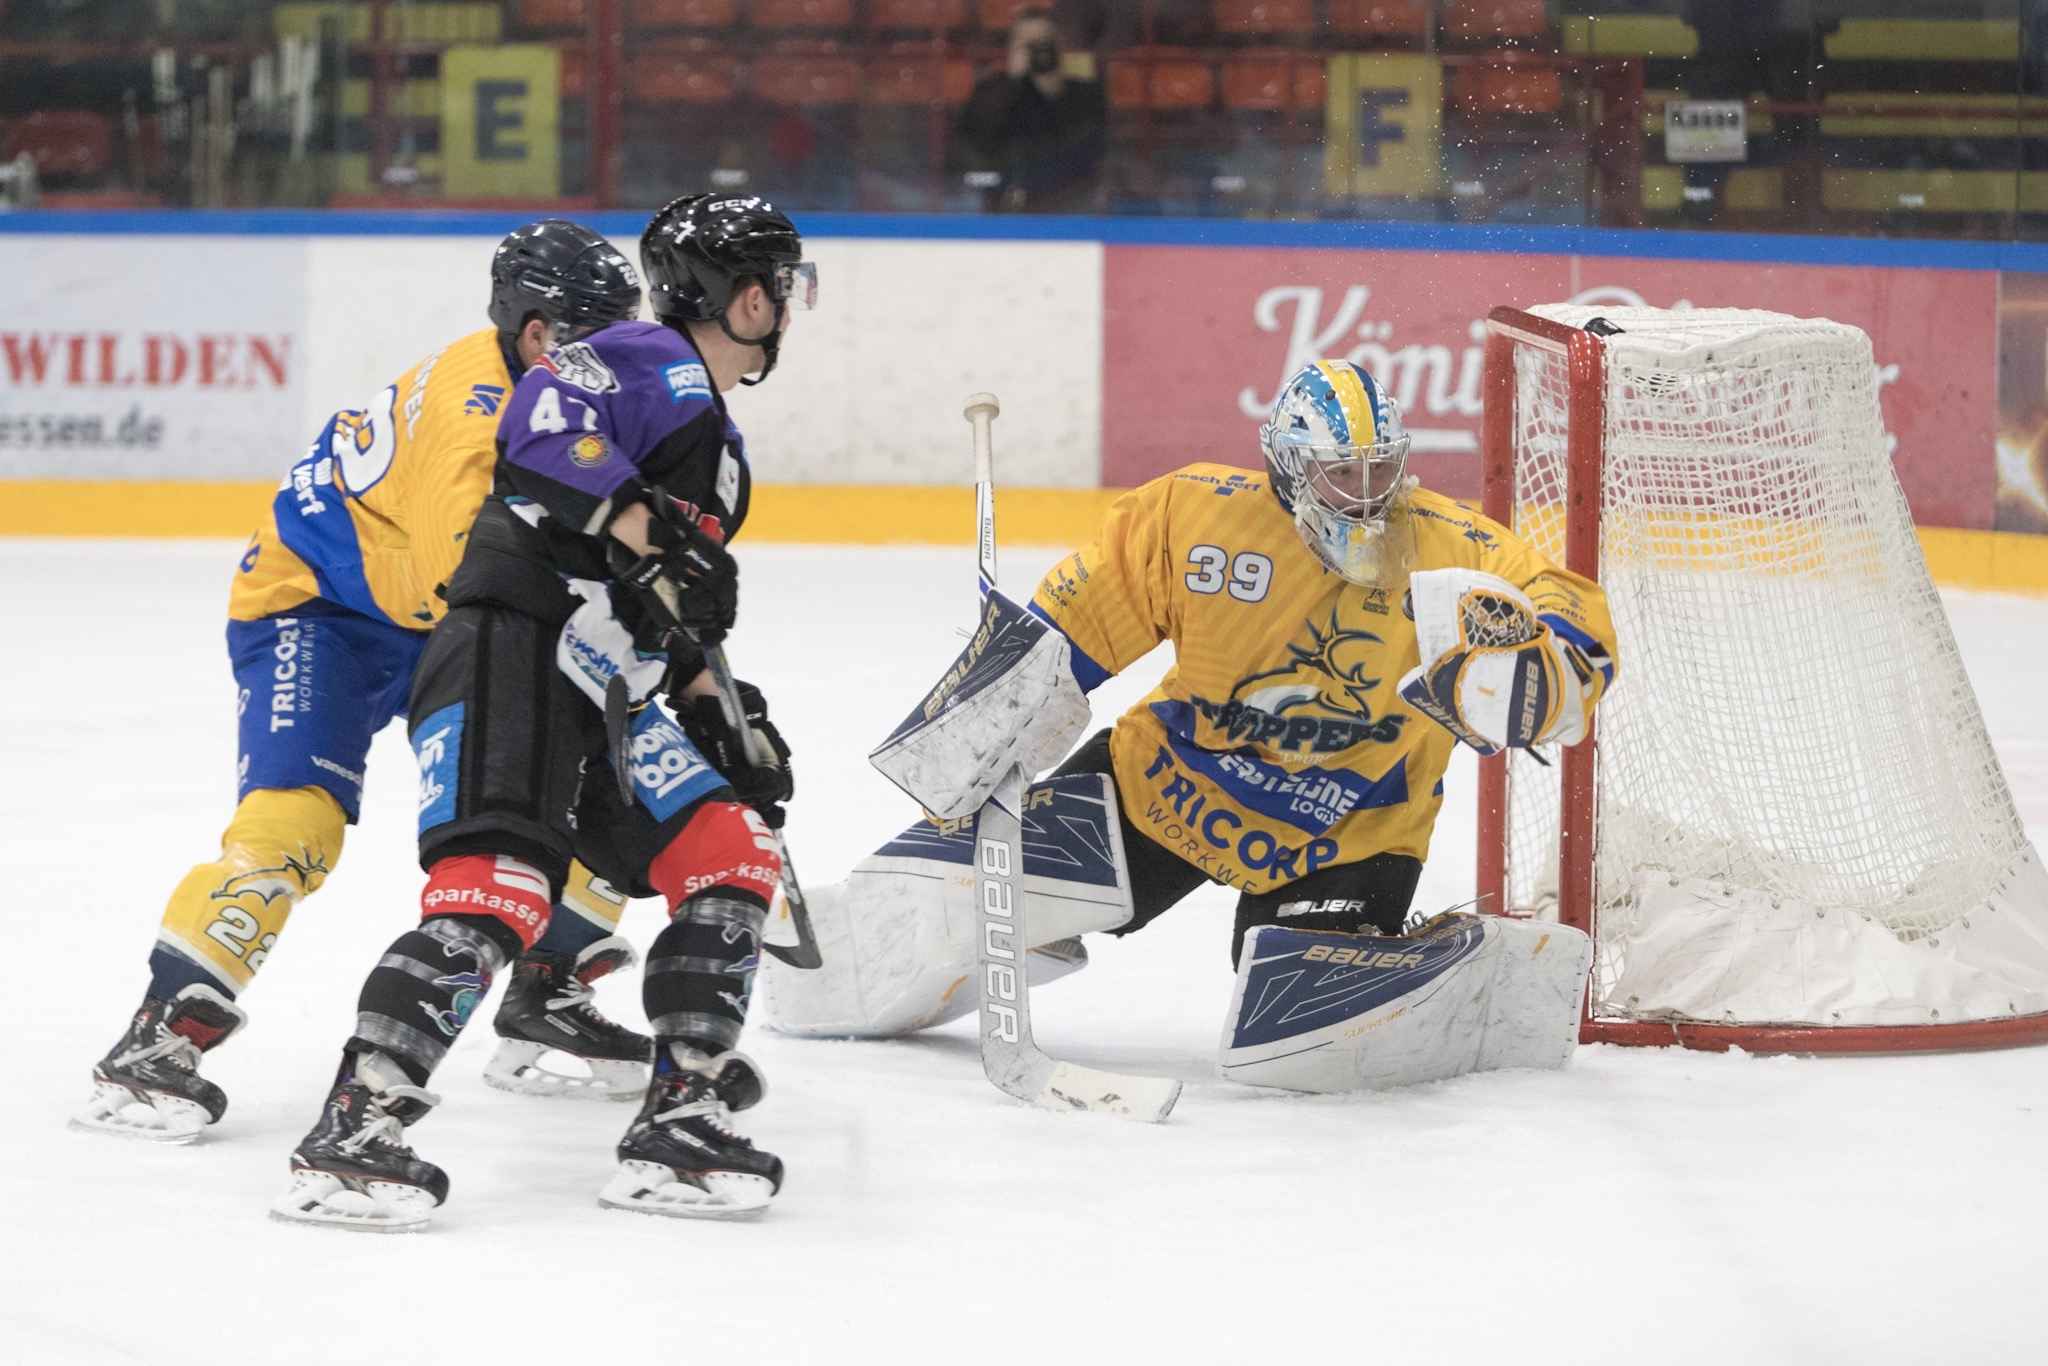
[
  {"x1": 601, "y1": 583, "x2": 821, "y2": 969},
  {"x1": 964, "y1": 392, "x2": 1180, "y2": 1123},
  {"x1": 698, "y1": 638, "x2": 820, "y2": 969}
]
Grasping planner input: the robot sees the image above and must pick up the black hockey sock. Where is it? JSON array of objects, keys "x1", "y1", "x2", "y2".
[
  {"x1": 530, "y1": 901, "x2": 611, "y2": 959},
  {"x1": 347, "y1": 915, "x2": 519, "y2": 1087},
  {"x1": 643, "y1": 893, "x2": 767, "y2": 1059}
]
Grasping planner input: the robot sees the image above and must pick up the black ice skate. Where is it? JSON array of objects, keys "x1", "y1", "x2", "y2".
[
  {"x1": 599, "y1": 1051, "x2": 782, "y2": 1220},
  {"x1": 72, "y1": 984, "x2": 246, "y2": 1143},
  {"x1": 271, "y1": 1058, "x2": 448, "y2": 1233},
  {"x1": 484, "y1": 935, "x2": 653, "y2": 1101}
]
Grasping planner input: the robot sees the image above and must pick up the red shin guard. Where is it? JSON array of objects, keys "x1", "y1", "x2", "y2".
[
  {"x1": 420, "y1": 854, "x2": 553, "y2": 949},
  {"x1": 648, "y1": 801, "x2": 782, "y2": 910}
]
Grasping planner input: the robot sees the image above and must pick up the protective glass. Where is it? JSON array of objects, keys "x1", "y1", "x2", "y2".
[{"x1": 775, "y1": 261, "x2": 819, "y2": 310}]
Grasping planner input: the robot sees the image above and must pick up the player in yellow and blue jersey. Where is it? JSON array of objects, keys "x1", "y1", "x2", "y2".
[
  {"x1": 75, "y1": 221, "x2": 646, "y2": 1142},
  {"x1": 773, "y1": 359, "x2": 1619, "y2": 1091}
]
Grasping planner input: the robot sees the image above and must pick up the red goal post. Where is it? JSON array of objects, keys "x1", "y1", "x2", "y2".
[{"x1": 1476, "y1": 304, "x2": 2048, "y2": 1054}]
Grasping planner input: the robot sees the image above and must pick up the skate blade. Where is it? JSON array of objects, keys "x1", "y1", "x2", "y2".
[
  {"x1": 597, "y1": 1160, "x2": 775, "y2": 1221},
  {"x1": 269, "y1": 1171, "x2": 435, "y2": 1233},
  {"x1": 69, "y1": 1084, "x2": 209, "y2": 1144},
  {"x1": 482, "y1": 1039, "x2": 647, "y2": 1101}
]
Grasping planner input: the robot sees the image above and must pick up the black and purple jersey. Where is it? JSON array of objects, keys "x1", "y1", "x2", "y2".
[{"x1": 495, "y1": 320, "x2": 750, "y2": 562}]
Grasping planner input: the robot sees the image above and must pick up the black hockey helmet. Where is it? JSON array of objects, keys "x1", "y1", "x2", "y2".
[
  {"x1": 488, "y1": 219, "x2": 643, "y2": 345},
  {"x1": 640, "y1": 194, "x2": 814, "y2": 384}
]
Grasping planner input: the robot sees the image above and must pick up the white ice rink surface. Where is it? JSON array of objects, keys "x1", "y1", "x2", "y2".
[{"x1": 4, "y1": 538, "x2": 2046, "y2": 1366}]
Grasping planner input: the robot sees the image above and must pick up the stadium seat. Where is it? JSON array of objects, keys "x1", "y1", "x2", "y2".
[
  {"x1": 518, "y1": 0, "x2": 591, "y2": 32},
  {"x1": 1443, "y1": 0, "x2": 1549, "y2": 46},
  {"x1": 1326, "y1": 0, "x2": 1429, "y2": 41},
  {"x1": 1450, "y1": 60, "x2": 1562, "y2": 116},
  {"x1": 752, "y1": 0, "x2": 855, "y2": 30},
  {"x1": 630, "y1": 0, "x2": 737, "y2": 27},
  {"x1": 1107, "y1": 52, "x2": 1216, "y2": 112},
  {"x1": 755, "y1": 49, "x2": 862, "y2": 104},
  {"x1": 867, "y1": 0, "x2": 969, "y2": 30},
  {"x1": 866, "y1": 48, "x2": 976, "y2": 104},
  {"x1": 1214, "y1": 0, "x2": 1313, "y2": 39},
  {"x1": 1221, "y1": 54, "x2": 1324, "y2": 112},
  {"x1": 977, "y1": 0, "x2": 1031, "y2": 33},
  {"x1": 4, "y1": 111, "x2": 114, "y2": 182},
  {"x1": 627, "y1": 45, "x2": 740, "y2": 102}
]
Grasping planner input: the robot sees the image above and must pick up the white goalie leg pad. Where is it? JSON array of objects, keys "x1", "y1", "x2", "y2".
[
  {"x1": 870, "y1": 591, "x2": 1092, "y2": 820},
  {"x1": 762, "y1": 773, "x2": 1131, "y2": 1037},
  {"x1": 1218, "y1": 913, "x2": 1592, "y2": 1093}
]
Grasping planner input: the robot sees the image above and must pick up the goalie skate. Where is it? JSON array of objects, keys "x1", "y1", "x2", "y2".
[
  {"x1": 599, "y1": 1053, "x2": 781, "y2": 1221},
  {"x1": 270, "y1": 1073, "x2": 448, "y2": 1233},
  {"x1": 71, "y1": 984, "x2": 245, "y2": 1144},
  {"x1": 483, "y1": 936, "x2": 653, "y2": 1101}
]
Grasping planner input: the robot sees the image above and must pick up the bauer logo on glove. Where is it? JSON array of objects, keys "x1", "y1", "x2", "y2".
[{"x1": 1396, "y1": 567, "x2": 1602, "y2": 755}]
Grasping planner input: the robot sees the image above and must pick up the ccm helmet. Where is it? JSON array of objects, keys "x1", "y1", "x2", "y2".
[
  {"x1": 640, "y1": 194, "x2": 815, "y2": 384},
  {"x1": 488, "y1": 219, "x2": 643, "y2": 345},
  {"x1": 1259, "y1": 359, "x2": 1414, "y2": 584}
]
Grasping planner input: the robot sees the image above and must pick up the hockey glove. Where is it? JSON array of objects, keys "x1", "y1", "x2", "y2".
[
  {"x1": 1396, "y1": 568, "x2": 1598, "y2": 756},
  {"x1": 608, "y1": 496, "x2": 739, "y2": 646},
  {"x1": 678, "y1": 680, "x2": 794, "y2": 828}
]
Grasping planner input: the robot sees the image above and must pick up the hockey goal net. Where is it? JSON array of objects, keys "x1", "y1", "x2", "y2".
[{"x1": 1479, "y1": 304, "x2": 2048, "y2": 1051}]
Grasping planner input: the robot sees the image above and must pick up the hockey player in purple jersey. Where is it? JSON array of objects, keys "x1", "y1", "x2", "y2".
[{"x1": 271, "y1": 195, "x2": 816, "y2": 1229}]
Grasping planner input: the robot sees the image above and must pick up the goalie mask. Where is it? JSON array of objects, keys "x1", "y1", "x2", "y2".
[{"x1": 1259, "y1": 360, "x2": 1413, "y2": 585}]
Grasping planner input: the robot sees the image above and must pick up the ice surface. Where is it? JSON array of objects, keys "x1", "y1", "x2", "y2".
[{"x1": 3, "y1": 538, "x2": 2045, "y2": 1366}]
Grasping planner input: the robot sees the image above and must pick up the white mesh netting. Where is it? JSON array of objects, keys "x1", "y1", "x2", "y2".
[{"x1": 1500, "y1": 305, "x2": 2048, "y2": 1030}]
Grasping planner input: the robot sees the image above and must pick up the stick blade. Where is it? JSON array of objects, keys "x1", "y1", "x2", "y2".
[{"x1": 1038, "y1": 1062, "x2": 1182, "y2": 1123}]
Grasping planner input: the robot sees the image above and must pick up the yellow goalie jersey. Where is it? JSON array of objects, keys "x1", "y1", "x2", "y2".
[
  {"x1": 228, "y1": 327, "x2": 512, "y2": 628},
  {"x1": 1031, "y1": 464, "x2": 1617, "y2": 895}
]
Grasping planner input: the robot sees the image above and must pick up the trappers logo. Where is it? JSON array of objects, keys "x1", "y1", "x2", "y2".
[{"x1": 1190, "y1": 610, "x2": 1407, "y2": 754}]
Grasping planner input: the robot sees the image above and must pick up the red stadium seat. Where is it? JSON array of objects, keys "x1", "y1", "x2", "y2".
[
  {"x1": 631, "y1": 0, "x2": 737, "y2": 26},
  {"x1": 1221, "y1": 54, "x2": 1325, "y2": 111},
  {"x1": 1107, "y1": 51, "x2": 1216, "y2": 111},
  {"x1": 977, "y1": 0, "x2": 1033, "y2": 33},
  {"x1": 751, "y1": 0, "x2": 854, "y2": 29},
  {"x1": 4, "y1": 111, "x2": 114, "y2": 181},
  {"x1": 1450, "y1": 60, "x2": 1562, "y2": 115},
  {"x1": 519, "y1": 0, "x2": 592, "y2": 32},
  {"x1": 755, "y1": 50, "x2": 862, "y2": 104},
  {"x1": 866, "y1": 48, "x2": 976, "y2": 104},
  {"x1": 867, "y1": 0, "x2": 969, "y2": 30},
  {"x1": 1214, "y1": 0, "x2": 1313, "y2": 39},
  {"x1": 1443, "y1": 0, "x2": 1550, "y2": 45},
  {"x1": 1327, "y1": 0, "x2": 1430, "y2": 40},
  {"x1": 627, "y1": 46, "x2": 740, "y2": 102}
]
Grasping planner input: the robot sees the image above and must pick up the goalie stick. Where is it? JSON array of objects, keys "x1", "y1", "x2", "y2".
[{"x1": 963, "y1": 391, "x2": 1181, "y2": 1123}]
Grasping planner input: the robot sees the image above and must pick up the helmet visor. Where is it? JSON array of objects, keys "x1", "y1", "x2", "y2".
[{"x1": 775, "y1": 261, "x2": 819, "y2": 310}]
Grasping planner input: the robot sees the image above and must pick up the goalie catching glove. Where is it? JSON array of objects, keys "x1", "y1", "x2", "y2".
[
  {"x1": 1397, "y1": 567, "x2": 1605, "y2": 755},
  {"x1": 606, "y1": 489, "x2": 738, "y2": 646},
  {"x1": 675, "y1": 680, "x2": 793, "y2": 829}
]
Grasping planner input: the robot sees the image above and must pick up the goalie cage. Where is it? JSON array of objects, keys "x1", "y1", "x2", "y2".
[{"x1": 1478, "y1": 304, "x2": 2048, "y2": 1053}]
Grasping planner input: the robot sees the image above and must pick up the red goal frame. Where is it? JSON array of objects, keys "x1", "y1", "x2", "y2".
[{"x1": 1476, "y1": 306, "x2": 2048, "y2": 1054}]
